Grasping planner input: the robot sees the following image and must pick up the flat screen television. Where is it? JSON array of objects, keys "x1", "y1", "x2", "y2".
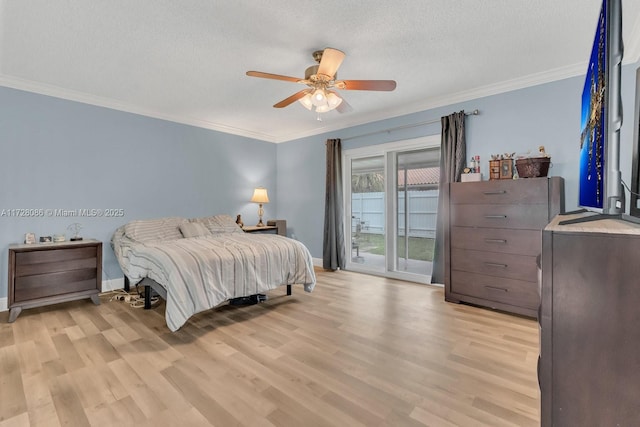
[
  {"x1": 579, "y1": 0, "x2": 624, "y2": 213},
  {"x1": 562, "y1": 0, "x2": 625, "y2": 225},
  {"x1": 631, "y1": 66, "x2": 640, "y2": 218}
]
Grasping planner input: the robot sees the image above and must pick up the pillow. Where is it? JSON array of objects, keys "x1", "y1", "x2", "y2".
[
  {"x1": 191, "y1": 214, "x2": 244, "y2": 234},
  {"x1": 179, "y1": 222, "x2": 210, "y2": 238},
  {"x1": 124, "y1": 217, "x2": 187, "y2": 242}
]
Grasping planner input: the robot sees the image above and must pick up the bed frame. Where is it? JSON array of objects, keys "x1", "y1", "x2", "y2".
[{"x1": 123, "y1": 277, "x2": 292, "y2": 309}]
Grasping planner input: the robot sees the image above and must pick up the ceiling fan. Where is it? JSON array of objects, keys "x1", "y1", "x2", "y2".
[{"x1": 246, "y1": 48, "x2": 396, "y2": 116}]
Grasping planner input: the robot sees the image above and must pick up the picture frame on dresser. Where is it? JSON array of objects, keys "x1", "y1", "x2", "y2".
[
  {"x1": 24, "y1": 232, "x2": 35, "y2": 244},
  {"x1": 500, "y1": 159, "x2": 513, "y2": 179}
]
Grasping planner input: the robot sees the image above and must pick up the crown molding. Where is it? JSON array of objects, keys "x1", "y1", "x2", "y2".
[
  {"x1": 1, "y1": 56, "x2": 631, "y2": 144},
  {"x1": 0, "y1": 75, "x2": 282, "y2": 143}
]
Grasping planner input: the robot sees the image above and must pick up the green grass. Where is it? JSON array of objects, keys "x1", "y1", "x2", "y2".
[{"x1": 355, "y1": 233, "x2": 434, "y2": 261}]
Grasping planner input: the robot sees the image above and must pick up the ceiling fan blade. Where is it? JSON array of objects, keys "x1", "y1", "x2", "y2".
[
  {"x1": 273, "y1": 89, "x2": 311, "y2": 108},
  {"x1": 336, "y1": 98, "x2": 353, "y2": 114},
  {"x1": 335, "y1": 79, "x2": 397, "y2": 91},
  {"x1": 317, "y1": 48, "x2": 345, "y2": 78},
  {"x1": 246, "y1": 71, "x2": 303, "y2": 83}
]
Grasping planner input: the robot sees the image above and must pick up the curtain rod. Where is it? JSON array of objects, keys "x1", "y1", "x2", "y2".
[{"x1": 341, "y1": 109, "x2": 479, "y2": 142}]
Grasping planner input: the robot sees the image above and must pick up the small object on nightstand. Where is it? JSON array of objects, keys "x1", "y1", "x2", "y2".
[
  {"x1": 236, "y1": 214, "x2": 244, "y2": 227},
  {"x1": 24, "y1": 233, "x2": 35, "y2": 244},
  {"x1": 53, "y1": 234, "x2": 66, "y2": 243},
  {"x1": 39, "y1": 236, "x2": 52, "y2": 243},
  {"x1": 68, "y1": 222, "x2": 83, "y2": 241}
]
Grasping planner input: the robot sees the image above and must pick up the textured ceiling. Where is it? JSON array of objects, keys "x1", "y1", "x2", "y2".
[{"x1": 2, "y1": 1, "x2": 640, "y2": 143}]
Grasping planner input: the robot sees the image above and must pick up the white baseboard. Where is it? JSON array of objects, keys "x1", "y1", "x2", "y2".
[
  {"x1": 312, "y1": 257, "x2": 323, "y2": 268},
  {"x1": 0, "y1": 297, "x2": 6, "y2": 312},
  {"x1": 102, "y1": 277, "x2": 125, "y2": 292}
]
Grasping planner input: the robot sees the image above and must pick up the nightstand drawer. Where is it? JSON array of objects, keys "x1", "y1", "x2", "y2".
[
  {"x1": 16, "y1": 253, "x2": 98, "y2": 276},
  {"x1": 451, "y1": 227, "x2": 541, "y2": 256},
  {"x1": 451, "y1": 270, "x2": 539, "y2": 309},
  {"x1": 450, "y1": 248, "x2": 537, "y2": 281},
  {"x1": 14, "y1": 269, "x2": 98, "y2": 301},
  {"x1": 451, "y1": 203, "x2": 550, "y2": 229}
]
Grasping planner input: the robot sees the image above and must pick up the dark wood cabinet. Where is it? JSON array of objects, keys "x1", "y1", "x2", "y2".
[
  {"x1": 445, "y1": 177, "x2": 564, "y2": 317},
  {"x1": 8, "y1": 239, "x2": 102, "y2": 322},
  {"x1": 540, "y1": 213, "x2": 640, "y2": 426}
]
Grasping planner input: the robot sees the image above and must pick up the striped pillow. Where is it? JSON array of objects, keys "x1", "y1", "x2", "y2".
[
  {"x1": 191, "y1": 214, "x2": 243, "y2": 234},
  {"x1": 179, "y1": 222, "x2": 210, "y2": 238},
  {"x1": 124, "y1": 217, "x2": 187, "y2": 242}
]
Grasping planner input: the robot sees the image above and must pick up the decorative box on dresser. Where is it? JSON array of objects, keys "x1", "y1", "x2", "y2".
[
  {"x1": 540, "y1": 213, "x2": 640, "y2": 426},
  {"x1": 444, "y1": 177, "x2": 564, "y2": 317},
  {"x1": 8, "y1": 239, "x2": 102, "y2": 322}
]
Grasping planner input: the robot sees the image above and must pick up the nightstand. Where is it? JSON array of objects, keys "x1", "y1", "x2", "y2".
[
  {"x1": 8, "y1": 239, "x2": 102, "y2": 322},
  {"x1": 243, "y1": 219, "x2": 286, "y2": 236}
]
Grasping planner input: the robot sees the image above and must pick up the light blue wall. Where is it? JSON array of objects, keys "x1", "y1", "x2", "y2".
[
  {"x1": 2, "y1": 59, "x2": 639, "y2": 299},
  {"x1": 0, "y1": 87, "x2": 277, "y2": 298},
  {"x1": 277, "y1": 62, "x2": 640, "y2": 259}
]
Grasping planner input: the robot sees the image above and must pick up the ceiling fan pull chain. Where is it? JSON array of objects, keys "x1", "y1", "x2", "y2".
[{"x1": 316, "y1": 113, "x2": 322, "y2": 121}]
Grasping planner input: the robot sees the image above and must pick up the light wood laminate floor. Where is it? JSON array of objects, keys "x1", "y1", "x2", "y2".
[{"x1": 0, "y1": 270, "x2": 540, "y2": 426}]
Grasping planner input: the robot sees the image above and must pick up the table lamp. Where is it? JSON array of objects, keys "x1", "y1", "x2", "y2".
[{"x1": 251, "y1": 187, "x2": 269, "y2": 227}]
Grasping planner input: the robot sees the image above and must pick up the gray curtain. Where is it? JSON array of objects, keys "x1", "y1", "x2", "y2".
[
  {"x1": 323, "y1": 139, "x2": 346, "y2": 270},
  {"x1": 431, "y1": 111, "x2": 466, "y2": 284}
]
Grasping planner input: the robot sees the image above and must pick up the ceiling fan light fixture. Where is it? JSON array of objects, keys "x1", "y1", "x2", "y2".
[
  {"x1": 299, "y1": 93, "x2": 313, "y2": 110},
  {"x1": 315, "y1": 104, "x2": 331, "y2": 113},
  {"x1": 311, "y1": 88, "x2": 327, "y2": 107},
  {"x1": 326, "y1": 92, "x2": 343, "y2": 109}
]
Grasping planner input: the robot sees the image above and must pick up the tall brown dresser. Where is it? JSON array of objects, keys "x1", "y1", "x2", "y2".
[{"x1": 444, "y1": 177, "x2": 564, "y2": 317}]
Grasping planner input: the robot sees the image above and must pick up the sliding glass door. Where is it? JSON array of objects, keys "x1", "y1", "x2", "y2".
[
  {"x1": 394, "y1": 149, "x2": 440, "y2": 276},
  {"x1": 349, "y1": 155, "x2": 386, "y2": 273},
  {"x1": 344, "y1": 136, "x2": 440, "y2": 283}
]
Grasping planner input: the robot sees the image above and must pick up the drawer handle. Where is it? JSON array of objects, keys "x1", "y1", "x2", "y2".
[
  {"x1": 484, "y1": 215, "x2": 507, "y2": 219},
  {"x1": 483, "y1": 190, "x2": 507, "y2": 195},
  {"x1": 485, "y1": 285, "x2": 508, "y2": 293},
  {"x1": 485, "y1": 238, "x2": 507, "y2": 244},
  {"x1": 485, "y1": 262, "x2": 508, "y2": 268}
]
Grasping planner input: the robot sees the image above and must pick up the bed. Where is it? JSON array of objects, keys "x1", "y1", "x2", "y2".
[{"x1": 111, "y1": 215, "x2": 316, "y2": 331}]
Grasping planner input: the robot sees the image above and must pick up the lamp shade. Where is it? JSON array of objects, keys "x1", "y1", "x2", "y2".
[
  {"x1": 250, "y1": 187, "x2": 269, "y2": 203},
  {"x1": 298, "y1": 93, "x2": 313, "y2": 110}
]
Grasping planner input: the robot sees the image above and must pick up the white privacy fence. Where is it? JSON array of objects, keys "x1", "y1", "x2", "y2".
[{"x1": 351, "y1": 190, "x2": 438, "y2": 238}]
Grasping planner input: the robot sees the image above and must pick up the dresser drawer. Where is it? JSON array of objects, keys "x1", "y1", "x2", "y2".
[
  {"x1": 450, "y1": 248, "x2": 537, "y2": 282},
  {"x1": 451, "y1": 203, "x2": 550, "y2": 229},
  {"x1": 451, "y1": 270, "x2": 539, "y2": 309},
  {"x1": 451, "y1": 227, "x2": 541, "y2": 256},
  {"x1": 450, "y1": 178, "x2": 549, "y2": 205}
]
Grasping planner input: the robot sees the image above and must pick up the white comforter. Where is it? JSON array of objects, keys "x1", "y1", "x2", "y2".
[{"x1": 116, "y1": 233, "x2": 316, "y2": 331}]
